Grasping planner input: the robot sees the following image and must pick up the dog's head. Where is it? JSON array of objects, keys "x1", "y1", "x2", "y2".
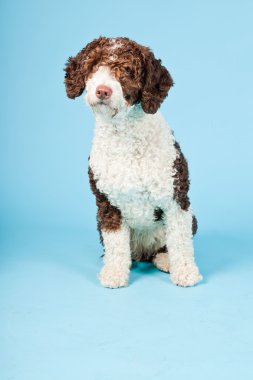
[{"x1": 64, "y1": 37, "x2": 173, "y2": 117}]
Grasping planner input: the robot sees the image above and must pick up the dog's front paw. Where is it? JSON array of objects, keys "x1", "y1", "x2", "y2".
[
  {"x1": 99, "y1": 264, "x2": 129, "y2": 289},
  {"x1": 170, "y1": 265, "x2": 203, "y2": 287}
]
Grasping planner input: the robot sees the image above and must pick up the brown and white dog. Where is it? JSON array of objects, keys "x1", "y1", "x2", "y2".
[{"x1": 64, "y1": 37, "x2": 202, "y2": 288}]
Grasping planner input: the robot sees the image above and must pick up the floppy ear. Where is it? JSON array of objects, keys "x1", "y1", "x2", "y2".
[
  {"x1": 64, "y1": 55, "x2": 86, "y2": 99},
  {"x1": 64, "y1": 37, "x2": 105, "y2": 99},
  {"x1": 141, "y1": 51, "x2": 174, "y2": 114}
]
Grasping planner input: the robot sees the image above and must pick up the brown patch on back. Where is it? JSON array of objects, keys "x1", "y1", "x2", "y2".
[
  {"x1": 173, "y1": 141, "x2": 190, "y2": 211},
  {"x1": 192, "y1": 215, "x2": 198, "y2": 235},
  {"x1": 172, "y1": 142, "x2": 198, "y2": 235},
  {"x1": 88, "y1": 166, "x2": 122, "y2": 244}
]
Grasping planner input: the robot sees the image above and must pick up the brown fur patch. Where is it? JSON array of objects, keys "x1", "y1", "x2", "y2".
[
  {"x1": 192, "y1": 215, "x2": 198, "y2": 235},
  {"x1": 173, "y1": 141, "x2": 190, "y2": 211},
  {"x1": 156, "y1": 245, "x2": 168, "y2": 254},
  {"x1": 64, "y1": 36, "x2": 173, "y2": 114},
  {"x1": 88, "y1": 166, "x2": 122, "y2": 244},
  {"x1": 133, "y1": 245, "x2": 168, "y2": 263},
  {"x1": 154, "y1": 208, "x2": 164, "y2": 222}
]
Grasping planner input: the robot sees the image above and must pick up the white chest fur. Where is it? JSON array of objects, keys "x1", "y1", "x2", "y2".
[{"x1": 89, "y1": 109, "x2": 177, "y2": 229}]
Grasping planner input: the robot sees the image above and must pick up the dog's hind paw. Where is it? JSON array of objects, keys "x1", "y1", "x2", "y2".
[{"x1": 153, "y1": 251, "x2": 170, "y2": 273}]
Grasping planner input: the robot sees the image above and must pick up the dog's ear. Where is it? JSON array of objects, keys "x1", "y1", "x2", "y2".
[
  {"x1": 64, "y1": 55, "x2": 86, "y2": 99},
  {"x1": 140, "y1": 50, "x2": 173, "y2": 114},
  {"x1": 64, "y1": 37, "x2": 105, "y2": 99}
]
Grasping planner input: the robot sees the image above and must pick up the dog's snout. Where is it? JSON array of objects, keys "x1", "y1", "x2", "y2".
[{"x1": 96, "y1": 85, "x2": 112, "y2": 100}]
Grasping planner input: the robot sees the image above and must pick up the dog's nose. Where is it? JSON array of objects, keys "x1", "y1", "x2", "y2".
[{"x1": 96, "y1": 85, "x2": 112, "y2": 100}]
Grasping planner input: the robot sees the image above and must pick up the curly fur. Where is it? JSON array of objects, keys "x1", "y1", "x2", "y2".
[
  {"x1": 64, "y1": 36, "x2": 202, "y2": 288},
  {"x1": 65, "y1": 36, "x2": 173, "y2": 114},
  {"x1": 173, "y1": 141, "x2": 190, "y2": 211},
  {"x1": 88, "y1": 166, "x2": 122, "y2": 244}
]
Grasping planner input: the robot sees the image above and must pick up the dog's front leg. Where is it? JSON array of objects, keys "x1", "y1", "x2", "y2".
[
  {"x1": 166, "y1": 206, "x2": 202, "y2": 287},
  {"x1": 99, "y1": 222, "x2": 131, "y2": 288}
]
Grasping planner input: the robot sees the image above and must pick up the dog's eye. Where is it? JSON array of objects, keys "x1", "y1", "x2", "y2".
[{"x1": 124, "y1": 67, "x2": 133, "y2": 77}]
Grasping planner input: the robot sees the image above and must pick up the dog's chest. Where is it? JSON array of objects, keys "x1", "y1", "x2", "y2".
[{"x1": 89, "y1": 116, "x2": 176, "y2": 227}]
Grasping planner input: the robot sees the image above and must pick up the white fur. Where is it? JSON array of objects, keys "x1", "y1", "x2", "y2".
[
  {"x1": 109, "y1": 38, "x2": 124, "y2": 51},
  {"x1": 108, "y1": 39, "x2": 124, "y2": 61},
  {"x1": 153, "y1": 251, "x2": 170, "y2": 273},
  {"x1": 99, "y1": 222, "x2": 131, "y2": 288},
  {"x1": 130, "y1": 226, "x2": 166, "y2": 261},
  {"x1": 166, "y1": 206, "x2": 202, "y2": 286},
  {"x1": 85, "y1": 66, "x2": 127, "y2": 118},
  {"x1": 86, "y1": 65, "x2": 202, "y2": 288}
]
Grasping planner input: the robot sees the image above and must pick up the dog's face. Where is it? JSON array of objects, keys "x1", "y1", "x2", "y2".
[{"x1": 64, "y1": 37, "x2": 173, "y2": 117}]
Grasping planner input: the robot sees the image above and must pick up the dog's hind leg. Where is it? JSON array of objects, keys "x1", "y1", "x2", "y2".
[
  {"x1": 152, "y1": 247, "x2": 170, "y2": 273},
  {"x1": 130, "y1": 225, "x2": 170, "y2": 273}
]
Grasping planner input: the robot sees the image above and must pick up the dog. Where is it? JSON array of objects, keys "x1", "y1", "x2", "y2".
[{"x1": 64, "y1": 37, "x2": 202, "y2": 288}]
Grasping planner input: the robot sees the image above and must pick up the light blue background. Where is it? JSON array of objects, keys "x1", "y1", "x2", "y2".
[{"x1": 1, "y1": 1, "x2": 253, "y2": 379}]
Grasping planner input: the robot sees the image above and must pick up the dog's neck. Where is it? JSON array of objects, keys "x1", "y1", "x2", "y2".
[{"x1": 93, "y1": 103, "x2": 146, "y2": 132}]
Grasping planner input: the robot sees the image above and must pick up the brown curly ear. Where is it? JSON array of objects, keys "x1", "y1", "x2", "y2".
[
  {"x1": 64, "y1": 55, "x2": 86, "y2": 99},
  {"x1": 141, "y1": 51, "x2": 174, "y2": 114},
  {"x1": 64, "y1": 37, "x2": 106, "y2": 99}
]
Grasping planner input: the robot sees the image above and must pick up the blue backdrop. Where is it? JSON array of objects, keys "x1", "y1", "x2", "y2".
[{"x1": 1, "y1": 1, "x2": 253, "y2": 379}]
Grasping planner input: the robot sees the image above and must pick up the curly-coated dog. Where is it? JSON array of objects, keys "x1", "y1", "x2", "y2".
[{"x1": 64, "y1": 37, "x2": 202, "y2": 288}]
